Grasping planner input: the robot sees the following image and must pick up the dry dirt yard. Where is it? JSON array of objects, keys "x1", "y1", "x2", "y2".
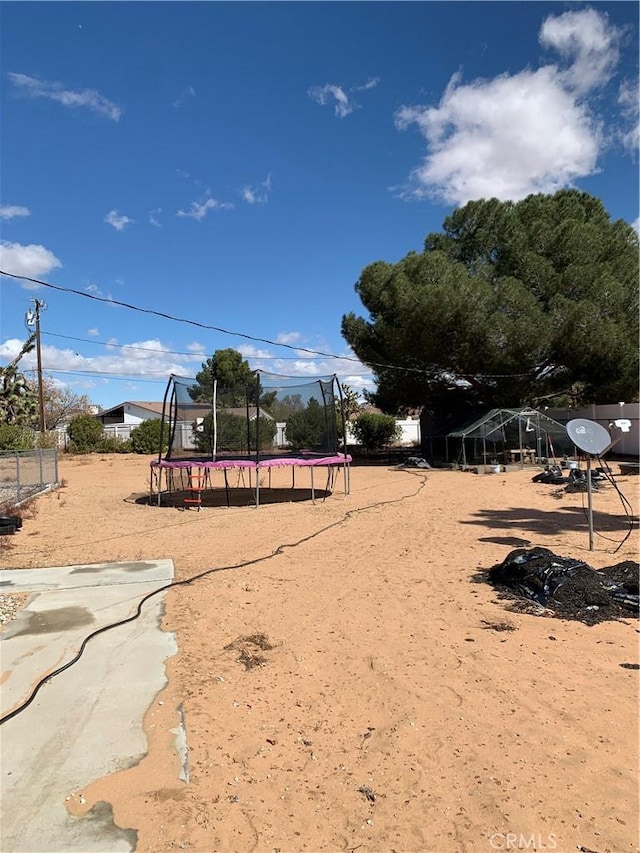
[{"x1": 1, "y1": 454, "x2": 638, "y2": 853}]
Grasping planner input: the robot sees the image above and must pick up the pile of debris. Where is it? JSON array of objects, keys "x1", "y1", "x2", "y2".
[
  {"x1": 399, "y1": 456, "x2": 432, "y2": 469},
  {"x1": 485, "y1": 547, "x2": 639, "y2": 624},
  {"x1": 532, "y1": 466, "x2": 608, "y2": 493}
]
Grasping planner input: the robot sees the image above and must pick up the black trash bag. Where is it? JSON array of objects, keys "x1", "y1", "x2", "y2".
[
  {"x1": 401, "y1": 457, "x2": 432, "y2": 469},
  {"x1": 598, "y1": 561, "x2": 640, "y2": 595},
  {"x1": 565, "y1": 469, "x2": 602, "y2": 493},
  {"x1": 532, "y1": 465, "x2": 565, "y2": 484},
  {"x1": 487, "y1": 548, "x2": 639, "y2": 622}
]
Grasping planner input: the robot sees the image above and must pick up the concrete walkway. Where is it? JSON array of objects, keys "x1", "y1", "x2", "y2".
[{"x1": 0, "y1": 559, "x2": 179, "y2": 853}]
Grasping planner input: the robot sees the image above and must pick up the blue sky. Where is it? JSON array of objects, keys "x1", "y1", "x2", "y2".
[{"x1": 1, "y1": 2, "x2": 638, "y2": 410}]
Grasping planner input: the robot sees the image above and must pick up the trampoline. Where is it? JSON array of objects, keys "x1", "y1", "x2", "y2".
[{"x1": 149, "y1": 371, "x2": 351, "y2": 508}]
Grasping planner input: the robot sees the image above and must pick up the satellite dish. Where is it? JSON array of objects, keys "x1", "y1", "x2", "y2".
[{"x1": 566, "y1": 418, "x2": 612, "y2": 455}]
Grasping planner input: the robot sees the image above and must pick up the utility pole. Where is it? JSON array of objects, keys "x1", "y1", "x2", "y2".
[{"x1": 26, "y1": 298, "x2": 47, "y2": 433}]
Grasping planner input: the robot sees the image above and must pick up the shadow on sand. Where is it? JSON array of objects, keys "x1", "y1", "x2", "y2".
[
  {"x1": 463, "y1": 504, "x2": 638, "y2": 538},
  {"x1": 126, "y1": 487, "x2": 332, "y2": 509}
]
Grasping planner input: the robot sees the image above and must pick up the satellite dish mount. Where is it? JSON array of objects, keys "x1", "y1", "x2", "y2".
[{"x1": 566, "y1": 419, "x2": 613, "y2": 551}]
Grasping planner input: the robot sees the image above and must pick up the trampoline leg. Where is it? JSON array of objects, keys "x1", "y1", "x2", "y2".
[
  {"x1": 256, "y1": 464, "x2": 260, "y2": 508},
  {"x1": 310, "y1": 467, "x2": 315, "y2": 503},
  {"x1": 323, "y1": 467, "x2": 331, "y2": 501},
  {"x1": 224, "y1": 469, "x2": 230, "y2": 508}
]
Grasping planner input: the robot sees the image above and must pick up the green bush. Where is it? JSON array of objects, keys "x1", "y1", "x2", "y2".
[
  {"x1": 285, "y1": 398, "x2": 327, "y2": 450},
  {"x1": 130, "y1": 419, "x2": 167, "y2": 454},
  {"x1": 0, "y1": 423, "x2": 36, "y2": 451},
  {"x1": 194, "y1": 412, "x2": 276, "y2": 454},
  {"x1": 67, "y1": 414, "x2": 103, "y2": 453},
  {"x1": 350, "y1": 413, "x2": 401, "y2": 451},
  {"x1": 98, "y1": 436, "x2": 132, "y2": 454}
]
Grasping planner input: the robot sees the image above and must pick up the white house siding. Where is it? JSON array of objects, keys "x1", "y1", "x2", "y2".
[
  {"x1": 346, "y1": 418, "x2": 421, "y2": 447},
  {"x1": 102, "y1": 404, "x2": 163, "y2": 426}
]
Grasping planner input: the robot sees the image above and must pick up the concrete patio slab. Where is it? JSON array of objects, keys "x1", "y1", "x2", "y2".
[{"x1": 0, "y1": 559, "x2": 179, "y2": 853}]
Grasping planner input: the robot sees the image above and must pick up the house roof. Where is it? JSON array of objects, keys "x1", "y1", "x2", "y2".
[
  {"x1": 97, "y1": 401, "x2": 166, "y2": 418},
  {"x1": 96, "y1": 401, "x2": 274, "y2": 421},
  {"x1": 219, "y1": 407, "x2": 274, "y2": 420}
]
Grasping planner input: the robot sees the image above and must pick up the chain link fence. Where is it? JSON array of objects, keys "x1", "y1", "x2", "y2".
[{"x1": 0, "y1": 449, "x2": 59, "y2": 511}]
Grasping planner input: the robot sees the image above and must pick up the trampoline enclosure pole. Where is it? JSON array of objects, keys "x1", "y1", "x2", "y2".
[
  {"x1": 212, "y1": 379, "x2": 217, "y2": 461},
  {"x1": 158, "y1": 376, "x2": 173, "y2": 463}
]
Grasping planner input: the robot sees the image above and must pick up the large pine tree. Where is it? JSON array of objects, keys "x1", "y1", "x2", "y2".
[{"x1": 342, "y1": 190, "x2": 639, "y2": 418}]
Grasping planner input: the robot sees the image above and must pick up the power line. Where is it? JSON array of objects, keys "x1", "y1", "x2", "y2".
[
  {"x1": 2, "y1": 268, "x2": 536, "y2": 380},
  {"x1": 42, "y1": 331, "x2": 367, "y2": 364},
  {"x1": 1, "y1": 269, "x2": 392, "y2": 369},
  {"x1": 25, "y1": 367, "x2": 169, "y2": 382}
]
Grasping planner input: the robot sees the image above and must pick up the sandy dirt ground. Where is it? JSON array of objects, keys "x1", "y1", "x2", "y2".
[{"x1": 1, "y1": 454, "x2": 638, "y2": 853}]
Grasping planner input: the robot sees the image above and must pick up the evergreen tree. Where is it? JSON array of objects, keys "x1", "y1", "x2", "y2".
[{"x1": 342, "y1": 190, "x2": 639, "y2": 417}]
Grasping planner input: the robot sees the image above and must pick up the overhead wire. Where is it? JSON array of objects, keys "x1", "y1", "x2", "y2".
[
  {"x1": 42, "y1": 331, "x2": 361, "y2": 363},
  {"x1": 1, "y1": 269, "x2": 536, "y2": 380}
]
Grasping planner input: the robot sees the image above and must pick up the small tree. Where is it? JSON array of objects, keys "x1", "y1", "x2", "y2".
[
  {"x1": 336, "y1": 382, "x2": 363, "y2": 441},
  {"x1": 189, "y1": 349, "x2": 257, "y2": 404},
  {"x1": 0, "y1": 335, "x2": 38, "y2": 428},
  {"x1": 67, "y1": 414, "x2": 103, "y2": 453},
  {"x1": 351, "y1": 413, "x2": 401, "y2": 452},
  {"x1": 130, "y1": 419, "x2": 167, "y2": 454},
  {"x1": 36, "y1": 377, "x2": 94, "y2": 430},
  {"x1": 286, "y1": 398, "x2": 327, "y2": 450},
  {"x1": 194, "y1": 412, "x2": 276, "y2": 453}
]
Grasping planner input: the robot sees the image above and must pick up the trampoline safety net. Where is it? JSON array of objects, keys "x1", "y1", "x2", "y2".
[{"x1": 161, "y1": 371, "x2": 341, "y2": 461}]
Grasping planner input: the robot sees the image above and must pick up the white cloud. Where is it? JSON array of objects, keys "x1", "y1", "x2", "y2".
[
  {"x1": 186, "y1": 341, "x2": 206, "y2": 354},
  {"x1": 0, "y1": 205, "x2": 30, "y2": 220},
  {"x1": 241, "y1": 174, "x2": 272, "y2": 205},
  {"x1": 275, "y1": 332, "x2": 301, "y2": 345},
  {"x1": 393, "y1": 7, "x2": 623, "y2": 205},
  {"x1": 85, "y1": 282, "x2": 114, "y2": 302},
  {"x1": 0, "y1": 337, "x2": 202, "y2": 385},
  {"x1": 149, "y1": 208, "x2": 162, "y2": 227},
  {"x1": 176, "y1": 197, "x2": 233, "y2": 220},
  {"x1": 632, "y1": 217, "x2": 640, "y2": 236},
  {"x1": 309, "y1": 84, "x2": 354, "y2": 118},
  {"x1": 8, "y1": 72, "x2": 121, "y2": 121},
  {"x1": 87, "y1": 328, "x2": 100, "y2": 337},
  {"x1": 0, "y1": 241, "x2": 61, "y2": 287},
  {"x1": 538, "y1": 7, "x2": 620, "y2": 94},
  {"x1": 235, "y1": 343, "x2": 375, "y2": 389},
  {"x1": 618, "y1": 79, "x2": 639, "y2": 154},
  {"x1": 173, "y1": 85, "x2": 196, "y2": 108},
  {"x1": 237, "y1": 344, "x2": 278, "y2": 361},
  {"x1": 104, "y1": 209, "x2": 134, "y2": 231},
  {"x1": 176, "y1": 169, "x2": 190, "y2": 179},
  {"x1": 308, "y1": 77, "x2": 380, "y2": 118},
  {"x1": 353, "y1": 77, "x2": 380, "y2": 92}
]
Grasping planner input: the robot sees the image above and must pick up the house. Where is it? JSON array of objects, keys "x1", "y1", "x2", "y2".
[
  {"x1": 92, "y1": 400, "x2": 276, "y2": 449},
  {"x1": 94, "y1": 401, "x2": 166, "y2": 426}
]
